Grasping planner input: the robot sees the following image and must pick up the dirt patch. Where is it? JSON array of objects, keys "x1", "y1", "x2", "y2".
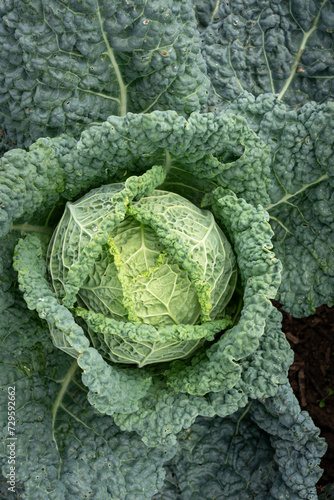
[{"x1": 274, "y1": 303, "x2": 334, "y2": 492}]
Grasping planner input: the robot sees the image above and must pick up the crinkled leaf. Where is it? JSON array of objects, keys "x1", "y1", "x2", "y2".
[
  {"x1": 194, "y1": 0, "x2": 334, "y2": 107},
  {"x1": 0, "y1": 298, "x2": 173, "y2": 499},
  {"x1": 75, "y1": 307, "x2": 231, "y2": 367},
  {"x1": 0, "y1": 110, "x2": 270, "y2": 242},
  {"x1": 225, "y1": 92, "x2": 334, "y2": 316},
  {"x1": 154, "y1": 384, "x2": 327, "y2": 499},
  {"x1": 128, "y1": 190, "x2": 237, "y2": 321},
  {"x1": 114, "y1": 307, "x2": 293, "y2": 448},
  {"x1": 0, "y1": 0, "x2": 210, "y2": 147},
  {"x1": 12, "y1": 234, "x2": 153, "y2": 414},
  {"x1": 13, "y1": 174, "x2": 285, "y2": 417},
  {"x1": 165, "y1": 189, "x2": 282, "y2": 395}
]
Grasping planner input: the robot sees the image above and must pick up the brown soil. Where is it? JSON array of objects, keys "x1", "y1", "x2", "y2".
[{"x1": 275, "y1": 303, "x2": 334, "y2": 493}]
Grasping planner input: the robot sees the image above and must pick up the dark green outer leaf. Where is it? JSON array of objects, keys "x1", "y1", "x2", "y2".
[
  {"x1": 192, "y1": 0, "x2": 217, "y2": 30},
  {"x1": 224, "y1": 92, "x2": 334, "y2": 316},
  {"x1": 0, "y1": 109, "x2": 271, "y2": 240},
  {"x1": 0, "y1": 0, "x2": 210, "y2": 147},
  {"x1": 0, "y1": 301, "x2": 173, "y2": 499},
  {"x1": 194, "y1": 0, "x2": 334, "y2": 107},
  {"x1": 154, "y1": 384, "x2": 327, "y2": 499},
  {"x1": 194, "y1": 0, "x2": 334, "y2": 106}
]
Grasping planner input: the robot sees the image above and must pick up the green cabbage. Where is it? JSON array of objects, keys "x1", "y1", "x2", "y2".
[
  {"x1": 47, "y1": 185, "x2": 237, "y2": 366},
  {"x1": 0, "y1": 0, "x2": 332, "y2": 494}
]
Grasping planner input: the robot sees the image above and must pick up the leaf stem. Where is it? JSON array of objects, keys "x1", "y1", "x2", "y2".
[
  {"x1": 97, "y1": 8, "x2": 127, "y2": 116},
  {"x1": 265, "y1": 174, "x2": 329, "y2": 211},
  {"x1": 12, "y1": 224, "x2": 54, "y2": 235},
  {"x1": 211, "y1": 0, "x2": 221, "y2": 21},
  {"x1": 235, "y1": 402, "x2": 252, "y2": 435},
  {"x1": 278, "y1": 0, "x2": 328, "y2": 100},
  {"x1": 52, "y1": 360, "x2": 78, "y2": 476}
]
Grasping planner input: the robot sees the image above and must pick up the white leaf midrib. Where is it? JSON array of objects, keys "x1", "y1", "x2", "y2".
[
  {"x1": 278, "y1": 0, "x2": 329, "y2": 100},
  {"x1": 51, "y1": 360, "x2": 78, "y2": 478},
  {"x1": 97, "y1": 7, "x2": 127, "y2": 116},
  {"x1": 265, "y1": 173, "x2": 329, "y2": 211}
]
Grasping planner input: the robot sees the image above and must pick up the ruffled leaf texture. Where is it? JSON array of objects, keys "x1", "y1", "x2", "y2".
[
  {"x1": 224, "y1": 92, "x2": 334, "y2": 317},
  {"x1": 192, "y1": 0, "x2": 334, "y2": 318},
  {"x1": 0, "y1": 106, "x2": 325, "y2": 428},
  {"x1": 153, "y1": 384, "x2": 327, "y2": 500},
  {"x1": 0, "y1": 119, "x2": 328, "y2": 496},
  {"x1": 0, "y1": 236, "x2": 327, "y2": 499},
  {"x1": 0, "y1": 110, "x2": 282, "y2": 426},
  {"x1": 0, "y1": 0, "x2": 210, "y2": 147},
  {"x1": 193, "y1": 0, "x2": 334, "y2": 108},
  {"x1": 0, "y1": 236, "x2": 173, "y2": 499},
  {"x1": 0, "y1": 109, "x2": 271, "y2": 238},
  {"x1": 2, "y1": 103, "x2": 332, "y2": 319},
  {"x1": 13, "y1": 173, "x2": 287, "y2": 444}
]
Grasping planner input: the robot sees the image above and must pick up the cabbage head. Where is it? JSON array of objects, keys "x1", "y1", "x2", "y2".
[
  {"x1": 47, "y1": 169, "x2": 237, "y2": 367},
  {"x1": 13, "y1": 164, "x2": 283, "y2": 423}
]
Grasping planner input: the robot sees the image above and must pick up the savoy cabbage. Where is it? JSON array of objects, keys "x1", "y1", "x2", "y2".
[{"x1": 0, "y1": 0, "x2": 333, "y2": 498}]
